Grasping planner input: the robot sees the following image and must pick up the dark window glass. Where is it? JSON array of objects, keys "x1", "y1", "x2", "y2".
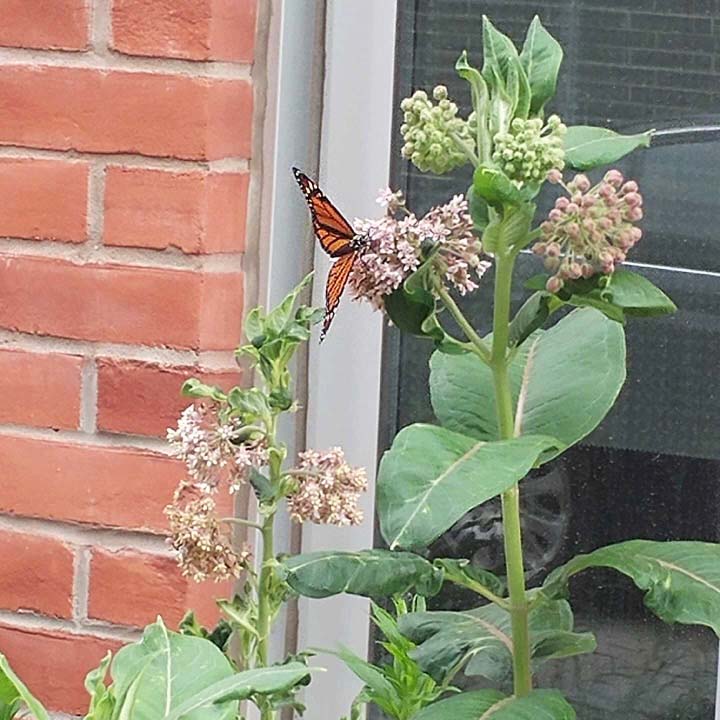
[{"x1": 374, "y1": 2, "x2": 720, "y2": 718}]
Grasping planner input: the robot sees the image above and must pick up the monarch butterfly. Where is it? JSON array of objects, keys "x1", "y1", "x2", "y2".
[{"x1": 293, "y1": 167, "x2": 366, "y2": 340}]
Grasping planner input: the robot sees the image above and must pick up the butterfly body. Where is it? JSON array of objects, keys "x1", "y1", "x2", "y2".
[{"x1": 293, "y1": 167, "x2": 366, "y2": 340}]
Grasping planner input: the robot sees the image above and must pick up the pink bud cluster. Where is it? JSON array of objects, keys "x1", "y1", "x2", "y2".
[
  {"x1": 349, "y1": 191, "x2": 491, "y2": 310},
  {"x1": 287, "y1": 447, "x2": 367, "y2": 526},
  {"x1": 534, "y1": 169, "x2": 643, "y2": 293},
  {"x1": 167, "y1": 404, "x2": 268, "y2": 494}
]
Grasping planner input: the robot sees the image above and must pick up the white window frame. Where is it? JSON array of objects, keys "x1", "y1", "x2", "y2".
[{"x1": 259, "y1": 1, "x2": 397, "y2": 717}]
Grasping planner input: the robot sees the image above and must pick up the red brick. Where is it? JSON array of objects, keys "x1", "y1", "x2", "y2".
[
  {"x1": 0, "y1": 255, "x2": 244, "y2": 350},
  {"x1": 111, "y1": 0, "x2": 256, "y2": 62},
  {"x1": 97, "y1": 358, "x2": 241, "y2": 437},
  {"x1": 0, "y1": 66, "x2": 251, "y2": 161},
  {"x1": 89, "y1": 548, "x2": 229, "y2": 628},
  {"x1": 0, "y1": 434, "x2": 185, "y2": 531},
  {"x1": 0, "y1": 530, "x2": 74, "y2": 618},
  {"x1": 0, "y1": 624, "x2": 124, "y2": 714},
  {"x1": 103, "y1": 167, "x2": 248, "y2": 254},
  {"x1": 0, "y1": 349, "x2": 82, "y2": 430},
  {"x1": 0, "y1": 158, "x2": 88, "y2": 243},
  {"x1": 0, "y1": 0, "x2": 88, "y2": 51}
]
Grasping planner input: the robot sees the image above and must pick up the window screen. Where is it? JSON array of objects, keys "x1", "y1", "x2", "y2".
[{"x1": 375, "y1": 2, "x2": 720, "y2": 718}]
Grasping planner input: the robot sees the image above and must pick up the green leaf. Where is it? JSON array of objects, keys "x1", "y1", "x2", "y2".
[
  {"x1": 456, "y1": 52, "x2": 491, "y2": 161},
  {"x1": 604, "y1": 268, "x2": 677, "y2": 316},
  {"x1": 165, "y1": 664, "x2": 312, "y2": 720},
  {"x1": 243, "y1": 307, "x2": 265, "y2": 344},
  {"x1": 400, "y1": 598, "x2": 593, "y2": 684},
  {"x1": 84, "y1": 652, "x2": 114, "y2": 720},
  {"x1": 377, "y1": 427, "x2": 557, "y2": 549},
  {"x1": 325, "y1": 647, "x2": 397, "y2": 700},
  {"x1": 434, "y1": 559, "x2": 505, "y2": 597},
  {"x1": 543, "y1": 540, "x2": 720, "y2": 635},
  {"x1": 182, "y1": 378, "x2": 227, "y2": 403},
  {"x1": 281, "y1": 549, "x2": 444, "y2": 599},
  {"x1": 508, "y1": 292, "x2": 551, "y2": 348},
  {"x1": 110, "y1": 618, "x2": 237, "y2": 720},
  {"x1": 430, "y1": 308, "x2": 626, "y2": 462},
  {"x1": 384, "y1": 285, "x2": 438, "y2": 339},
  {"x1": 563, "y1": 126, "x2": 653, "y2": 170},
  {"x1": 520, "y1": 16, "x2": 563, "y2": 115},
  {"x1": 466, "y1": 184, "x2": 489, "y2": 231},
  {"x1": 525, "y1": 269, "x2": 677, "y2": 322},
  {"x1": 473, "y1": 166, "x2": 523, "y2": 209},
  {"x1": 413, "y1": 689, "x2": 575, "y2": 720},
  {"x1": 0, "y1": 654, "x2": 51, "y2": 720},
  {"x1": 264, "y1": 272, "x2": 314, "y2": 336},
  {"x1": 481, "y1": 16, "x2": 519, "y2": 93}
]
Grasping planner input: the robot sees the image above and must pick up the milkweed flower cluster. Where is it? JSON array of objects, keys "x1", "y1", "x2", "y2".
[
  {"x1": 167, "y1": 404, "x2": 268, "y2": 494},
  {"x1": 534, "y1": 169, "x2": 643, "y2": 292},
  {"x1": 287, "y1": 448, "x2": 368, "y2": 526},
  {"x1": 350, "y1": 191, "x2": 491, "y2": 309},
  {"x1": 165, "y1": 494, "x2": 253, "y2": 582},
  {"x1": 400, "y1": 85, "x2": 474, "y2": 174},
  {"x1": 492, "y1": 115, "x2": 566, "y2": 185}
]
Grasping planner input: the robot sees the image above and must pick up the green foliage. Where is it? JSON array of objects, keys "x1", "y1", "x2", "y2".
[
  {"x1": 519, "y1": 16, "x2": 563, "y2": 115},
  {"x1": 0, "y1": 654, "x2": 50, "y2": 720},
  {"x1": 525, "y1": 268, "x2": 677, "y2": 323},
  {"x1": 544, "y1": 540, "x2": 720, "y2": 635},
  {"x1": 400, "y1": 598, "x2": 594, "y2": 684},
  {"x1": 337, "y1": 602, "x2": 449, "y2": 720},
  {"x1": 413, "y1": 689, "x2": 576, "y2": 720},
  {"x1": 377, "y1": 427, "x2": 557, "y2": 549},
  {"x1": 235, "y1": 273, "x2": 323, "y2": 408},
  {"x1": 430, "y1": 308, "x2": 626, "y2": 462},
  {"x1": 281, "y1": 549, "x2": 444, "y2": 599},
  {"x1": 563, "y1": 126, "x2": 653, "y2": 170}
]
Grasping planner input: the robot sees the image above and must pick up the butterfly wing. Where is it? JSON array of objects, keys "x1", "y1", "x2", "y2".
[
  {"x1": 321, "y1": 252, "x2": 357, "y2": 341},
  {"x1": 293, "y1": 167, "x2": 356, "y2": 257}
]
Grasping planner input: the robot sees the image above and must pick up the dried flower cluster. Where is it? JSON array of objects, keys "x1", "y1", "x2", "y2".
[
  {"x1": 350, "y1": 191, "x2": 491, "y2": 309},
  {"x1": 492, "y1": 115, "x2": 566, "y2": 185},
  {"x1": 165, "y1": 494, "x2": 252, "y2": 582},
  {"x1": 400, "y1": 86, "x2": 474, "y2": 174},
  {"x1": 287, "y1": 448, "x2": 367, "y2": 526},
  {"x1": 167, "y1": 404, "x2": 268, "y2": 494},
  {"x1": 534, "y1": 169, "x2": 643, "y2": 292}
]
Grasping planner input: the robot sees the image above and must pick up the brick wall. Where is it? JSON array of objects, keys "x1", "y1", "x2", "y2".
[{"x1": 0, "y1": 0, "x2": 257, "y2": 714}]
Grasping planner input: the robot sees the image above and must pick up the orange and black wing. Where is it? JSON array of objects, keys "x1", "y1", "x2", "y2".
[
  {"x1": 321, "y1": 252, "x2": 357, "y2": 341},
  {"x1": 293, "y1": 167, "x2": 356, "y2": 257}
]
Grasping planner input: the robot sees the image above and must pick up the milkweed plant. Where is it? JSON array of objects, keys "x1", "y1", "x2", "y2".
[{"x1": 3, "y1": 15, "x2": 719, "y2": 720}]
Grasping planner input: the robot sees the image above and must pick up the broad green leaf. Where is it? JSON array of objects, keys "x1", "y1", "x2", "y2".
[
  {"x1": 520, "y1": 16, "x2": 563, "y2": 115},
  {"x1": 264, "y1": 272, "x2": 314, "y2": 336},
  {"x1": 456, "y1": 52, "x2": 491, "y2": 161},
  {"x1": 466, "y1": 184, "x2": 489, "y2": 231},
  {"x1": 508, "y1": 292, "x2": 551, "y2": 348},
  {"x1": 182, "y1": 378, "x2": 227, "y2": 402},
  {"x1": 165, "y1": 664, "x2": 312, "y2": 720},
  {"x1": 281, "y1": 549, "x2": 444, "y2": 599},
  {"x1": 481, "y1": 16, "x2": 520, "y2": 92},
  {"x1": 414, "y1": 689, "x2": 575, "y2": 720},
  {"x1": 473, "y1": 167, "x2": 523, "y2": 209},
  {"x1": 384, "y1": 285, "x2": 438, "y2": 339},
  {"x1": 434, "y1": 558, "x2": 505, "y2": 597},
  {"x1": 430, "y1": 308, "x2": 626, "y2": 461},
  {"x1": 604, "y1": 268, "x2": 677, "y2": 316},
  {"x1": 84, "y1": 652, "x2": 114, "y2": 720},
  {"x1": 377, "y1": 427, "x2": 557, "y2": 549},
  {"x1": 544, "y1": 540, "x2": 720, "y2": 635},
  {"x1": 564, "y1": 126, "x2": 653, "y2": 170},
  {"x1": 0, "y1": 654, "x2": 50, "y2": 720},
  {"x1": 110, "y1": 618, "x2": 237, "y2": 720},
  {"x1": 324, "y1": 647, "x2": 396, "y2": 700},
  {"x1": 400, "y1": 599, "x2": 593, "y2": 684},
  {"x1": 525, "y1": 269, "x2": 676, "y2": 322}
]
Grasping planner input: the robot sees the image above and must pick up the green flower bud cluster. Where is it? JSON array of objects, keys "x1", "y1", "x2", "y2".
[
  {"x1": 400, "y1": 85, "x2": 475, "y2": 174},
  {"x1": 492, "y1": 115, "x2": 566, "y2": 185}
]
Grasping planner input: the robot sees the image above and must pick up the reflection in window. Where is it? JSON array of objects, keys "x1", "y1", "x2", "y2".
[{"x1": 376, "y1": 2, "x2": 720, "y2": 718}]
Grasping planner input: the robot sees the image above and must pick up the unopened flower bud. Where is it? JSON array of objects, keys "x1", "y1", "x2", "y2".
[
  {"x1": 573, "y1": 174, "x2": 591, "y2": 192},
  {"x1": 547, "y1": 168, "x2": 563, "y2": 184},
  {"x1": 604, "y1": 169, "x2": 624, "y2": 187},
  {"x1": 546, "y1": 275, "x2": 564, "y2": 293}
]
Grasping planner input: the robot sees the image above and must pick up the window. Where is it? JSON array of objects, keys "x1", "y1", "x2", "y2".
[{"x1": 374, "y1": 2, "x2": 720, "y2": 718}]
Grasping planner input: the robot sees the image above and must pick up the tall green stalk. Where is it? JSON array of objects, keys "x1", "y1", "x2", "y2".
[{"x1": 491, "y1": 249, "x2": 532, "y2": 697}]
